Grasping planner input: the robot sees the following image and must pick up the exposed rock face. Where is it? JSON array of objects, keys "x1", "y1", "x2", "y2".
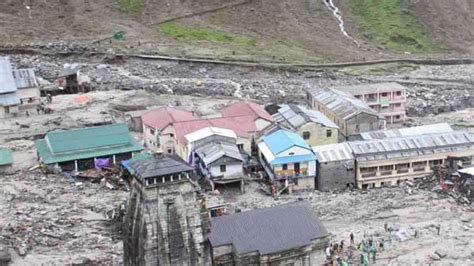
[{"x1": 123, "y1": 179, "x2": 209, "y2": 265}]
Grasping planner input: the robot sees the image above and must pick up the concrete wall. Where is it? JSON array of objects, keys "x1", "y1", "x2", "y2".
[
  {"x1": 209, "y1": 161, "x2": 243, "y2": 178},
  {"x1": 317, "y1": 160, "x2": 355, "y2": 191},
  {"x1": 298, "y1": 122, "x2": 338, "y2": 146},
  {"x1": 0, "y1": 105, "x2": 19, "y2": 118},
  {"x1": 143, "y1": 124, "x2": 158, "y2": 148},
  {"x1": 17, "y1": 87, "x2": 40, "y2": 99},
  {"x1": 346, "y1": 112, "x2": 383, "y2": 136}
]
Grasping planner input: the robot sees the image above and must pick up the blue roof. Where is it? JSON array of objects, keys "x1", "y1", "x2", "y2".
[
  {"x1": 262, "y1": 129, "x2": 310, "y2": 154},
  {"x1": 271, "y1": 154, "x2": 316, "y2": 165}
]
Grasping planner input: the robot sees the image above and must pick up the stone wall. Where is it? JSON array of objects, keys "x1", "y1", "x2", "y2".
[
  {"x1": 317, "y1": 160, "x2": 355, "y2": 191},
  {"x1": 123, "y1": 179, "x2": 210, "y2": 265}
]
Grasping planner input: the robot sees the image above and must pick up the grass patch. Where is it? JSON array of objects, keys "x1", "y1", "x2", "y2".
[
  {"x1": 115, "y1": 0, "x2": 142, "y2": 16},
  {"x1": 339, "y1": 63, "x2": 420, "y2": 76},
  {"x1": 158, "y1": 23, "x2": 256, "y2": 46},
  {"x1": 349, "y1": 0, "x2": 438, "y2": 53}
]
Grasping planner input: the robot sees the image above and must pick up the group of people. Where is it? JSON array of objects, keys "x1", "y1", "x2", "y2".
[{"x1": 324, "y1": 232, "x2": 384, "y2": 266}]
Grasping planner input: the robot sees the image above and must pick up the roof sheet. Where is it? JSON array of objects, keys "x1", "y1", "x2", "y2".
[
  {"x1": 271, "y1": 154, "x2": 317, "y2": 164},
  {"x1": 349, "y1": 131, "x2": 474, "y2": 161},
  {"x1": 312, "y1": 143, "x2": 354, "y2": 162},
  {"x1": 0, "y1": 57, "x2": 17, "y2": 94},
  {"x1": 0, "y1": 92, "x2": 21, "y2": 106},
  {"x1": 209, "y1": 202, "x2": 328, "y2": 255},
  {"x1": 142, "y1": 107, "x2": 196, "y2": 131},
  {"x1": 458, "y1": 167, "x2": 474, "y2": 176},
  {"x1": 331, "y1": 82, "x2": 406, "y2": 95},
  {"x1": 311, "y1": 89, "x2": 380, "y2": 120},
  {"x1": 36, "y1": 124, "x2": 143, "y2": 164},
  {"x1": 0, "y1": 148, "x2": 13, "y2": 166},
  {"x1": 12, "y1": 69, "x2": 38, "y2": 89},
  {"x1": 128, "y1": 154, "x2": 193, "y2": 180},
  {"x1": 359, "y1": 123, "x2": 453, "y2": 140},
  {"x1": 220, "y1": 101, "x2": 273, "y2": 122},
  {"x1": 195, "y1": 142, "x2": 243, "y2": 165},
  {"x1": 274, "y1": 104, "x2": 338, "y2": 129},
  {"x1": 58, "y1": 66, "x2": 79, "y2": 78},
  {"x1": 185, "y1": 127, "x2": 237, "y2": 144},
  {"x1": 261, "y1": 129, "x2": 311, "y2": 155}
]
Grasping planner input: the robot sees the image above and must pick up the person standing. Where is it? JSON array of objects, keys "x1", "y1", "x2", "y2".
[{"x1": 350, "y1": 232, "x2": 354, "y2": 245}]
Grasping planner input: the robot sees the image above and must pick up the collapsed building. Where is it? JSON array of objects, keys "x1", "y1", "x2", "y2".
[
  {"x1": 349, "y1": 131, "x2": 474, "y2": 189},
  {"x1": 35, "y1": 124, "x2": 143, "y2": 172},
  {"x1": 123, "y1": 154, "x2": 210, "y2": 265},
  {"x1": 208, "y1": 202, "x2": 329, "y2": 265}
]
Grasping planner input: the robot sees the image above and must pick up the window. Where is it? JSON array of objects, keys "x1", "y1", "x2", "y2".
[
  {"x1": 382, "y1": 92, "x2": 388, "y2": 97},
  {"x1": 220, "y1": 165, "x2": 226, "y2": 173},
  {"x1": 5, "y1": 106, "x2": 10, "y2": 114},
  {"x1": 289, "y1": 152, "x2": 295, "y2": 155},
  {"x1": 395, "y1": 115, "x2": 401, "y2": 119},
  {"x1": 396, "y1": 91, "x2": 402, "y2": 96},
  {"x1": 282, "y1": 164, "x2": 288, "y2": 170},
  {"x1": 326, "y1": 129, "x2": 332, "y2": 138},
  {"x1": 395, "y1": 103, "x2": 402, "y2": 107},
  {"x1": 167, "y1": 149, "x2": 172, "y2": 154},
  {"x1": 355, "y1": 124, "x2": 360, "y2": 132},
  {"x1": 150, "y1": 128, "x2": 155, "y2": 135},
  {"x1": 237, "y1": 144, "x2": 244, "y2": 151},
  {"x1": 302, "y1": 131, "x2": 310, "y2": 140},
  {"x1": 170, "y1": 133, "x2": 174, "y2": 137}
]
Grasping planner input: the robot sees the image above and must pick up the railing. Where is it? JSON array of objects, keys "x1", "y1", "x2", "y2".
[
  {"x1": 397, "y1": 169, "x2": 409, "y2": 174},
  {"x1": 380, "y1": 170, "x2": 393, "y2": 176},
  {"x1": 361, "y1": 172, "x2": 377, "y2": 178}
]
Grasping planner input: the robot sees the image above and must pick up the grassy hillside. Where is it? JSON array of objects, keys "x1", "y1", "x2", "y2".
[{"x1": 348, "y1": 0, "x2": 439, "y2": 53}]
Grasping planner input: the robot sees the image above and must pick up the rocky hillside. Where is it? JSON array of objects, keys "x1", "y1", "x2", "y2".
[{"x1": 0, "y1": 0, "x2": 473, "y2": 62}]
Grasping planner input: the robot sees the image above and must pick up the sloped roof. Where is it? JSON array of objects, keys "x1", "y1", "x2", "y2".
[
  {"x1": 0, "y1": 57, "x2": 17, "y2": 94},
  {"x1": 261, "y1": 129, "x2": 311, "y2": 155},
  {"x1": 359, "y1": 123, "x2": 453, "y2": 140},
  {"x1": 12, "y1": 69, "x2": 38, "y2": 89},
  {"x1": 220, "y1": 101, "x2": 273, "y2": 122},
  {"x1": 312, "y1": 143, "x2": 354, "y2": 163},
  {"x1": 209, "y1": 202, "x2": 328, "y2": 255},
  {"x1": 311, "y1": 89, "x2": 380, "y2": 120},
  {"x1": 0, "y1": 148, "x2": 13, "y2": 166},
  {"x1": 274, "y1": 104, "x2": 338, "y2": 129},
  {"x1": 331, "y1": 82, "x2": 406, "y2": 95},
  {"x1": 35, "y1": 124, "x2": 143, "y2": 164},
  {"x1": 174, "y1": 115, "x2": 258, "y2": 144},
  {"x1": 195, "y1": 142, "x2": 243, "y2": 165},
  {"x1": 185, "y1": 127, "x2": 237, "y2": 144},
  {"x1": 0, "y1": 93, "x2": 21, "y2": 106},
  {"x1": 142, "y1": 107, "x2": 197, "y2": 131},
  {"x1": 349, "y1": 131, "x2": 474, "y2": 162},
  {"x1": 128, "y1": 154, "x2": 193, "y2": 180}
]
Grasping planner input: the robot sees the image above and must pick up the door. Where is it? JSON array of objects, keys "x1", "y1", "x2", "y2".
[{"x1": 294, "y1": 163, "x2": 300, "y2": 175}]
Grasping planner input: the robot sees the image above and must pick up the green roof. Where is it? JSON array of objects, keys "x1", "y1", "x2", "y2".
[
  {"x1": 0, "y1": 148, "x2": 13, "y2": 166},
  {"x1": 35, "y1": 124, "x2": 143, "y2": 164}
]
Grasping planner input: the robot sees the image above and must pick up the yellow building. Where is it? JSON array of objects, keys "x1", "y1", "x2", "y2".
[{"x1": 273, "y1": 104, "x2": 339, "y2": 146}]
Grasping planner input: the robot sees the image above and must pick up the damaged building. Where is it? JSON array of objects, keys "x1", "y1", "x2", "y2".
[
  {"x1": 209, "y1": 202, "x2": 329, "y2": 265},
  {"x1": 349, "y1": 131, "x2": 474, "y2": 189},
  {"x1": 35, "y1": 124, "x2": 143, "y2": 172},
  {"x1": 312, "y1": 143, "x2": 355, "y2": 191},
  {"x1": 257, "y1": 129, "x2": 317, "y2": 191},
  {"x1": 307, "y1": 88, "x2": 386, "y2": 139},
  {"x1": 123, "y1": 154, "x2": 210, "y2": 265},
  {"x1": 273, "y1": 104, "x2": 339, "y2": 146}
]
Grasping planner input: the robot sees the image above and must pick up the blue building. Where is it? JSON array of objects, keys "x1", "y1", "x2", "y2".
[{"x1": 257, "y1": 129, "x2": 317, "y2": 191}]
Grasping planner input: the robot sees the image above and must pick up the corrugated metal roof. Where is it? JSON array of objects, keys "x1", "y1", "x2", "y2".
[
  {"x1": 261, "y1": 129, "x2": 311, "y2": 155},
  {"x1": 128, "y1": 154, "x2": 193, "y2": 180},
  {"x1": 349, "y1": 131, "x2": 474, "y2": 161},
  {"x1": 36, "y1": 124, "x2": 143, "y2": 164},
  {"x1": 0, "y1": 92, "x2": 20, "y2": 106},
  {"x1": 0, "y1": 148, "x2": 13, "y2": 166},
  {"x1": 185, "y1": 127, "x2": 237, "y2": 144},
  {"x1": 0, "y1": 57, "x2": 17, "y2": 94},
  {"x1": 311, "y1": 89, "x2": 380, "y2": 120},
  {"x1": 312, "y1": 143, "x2": 354, "y2": 162},
  {"x1": 220, "y1": 101, "x2": 274, "y2": 122},
  {"x1": 274, "y1": 104, "x2": 338, "y2": 129},
  {"x1": 142, "y1": 107, "x2": 197, "y2": 131},
  {"x1": 359, "y1": 123, "x2": 454, "y2": 140},
  {"x1": 258, "y1": 142, "x2": 275, "y2": 162},
  {"x1": 12, "y1": 69, "x2": 38, "y2": 89},
  {"x1": 209, "y1": 202, "x2": 328, "y2": 255},
  {"x1": 195, "y1": 142, "x2": 243, "y2": 165},
  {"x1": 271, "y1": 154, "x2": 317, "y2": 164},
  {"x1": 458, "y1": 167, "x2": 474, "y2": 176},
  {"x1": 331, "y1": 82, "x2": 406, "y2": 95}
]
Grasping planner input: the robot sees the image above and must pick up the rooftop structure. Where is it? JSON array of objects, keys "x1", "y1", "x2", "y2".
[
  {"x1": 209, "y1": 202, "x2": 328, "y2": 264},
  {"x1": 35, "y1": 124, "x2": 143, "y2": 165},
  {"x1": 359, "y1": 123, "x2": 454, "y2": 140},
  {"x1": 274, "y1": 104, "x2": 338, "y2": 129},
  {"x1": 142, "y1": 107, "x2": 196, "y2": 131},
  {"x1": 194, "y1": 142, "x2": 243, "y2": 166},
  {"x1": 220, "y1": 101, "x2": 273, "y2": 122}
]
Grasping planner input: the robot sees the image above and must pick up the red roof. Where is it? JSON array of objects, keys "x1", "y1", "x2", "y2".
[
  {"x1": 142, "y1": 107, "x2": 196, "y2": 131},
  {"x1": 220, "y1": 101, "x2": 274, "y2": 122},
  {"x1": 174, "y1": 115, "x2": 259, "y2": 144}
]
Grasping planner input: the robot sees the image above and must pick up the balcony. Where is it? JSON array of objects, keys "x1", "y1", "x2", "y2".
[
  {"x1": 275, "y1": 169, "x2": 309, "y2": 179},
  {"x1": 361, "y1": 172, "x2": 377, "y2": 178}
]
